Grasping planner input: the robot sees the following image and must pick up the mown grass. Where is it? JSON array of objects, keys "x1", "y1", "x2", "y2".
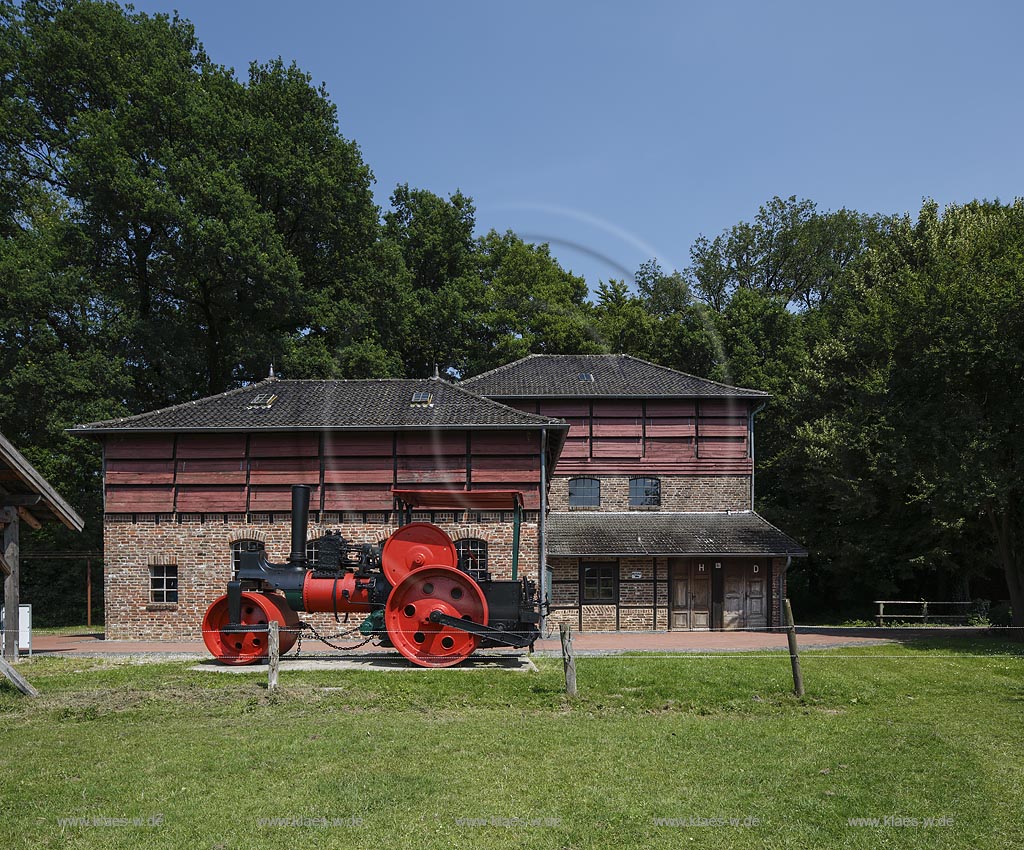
[{"x1": 1, "y1": 638, "x2": 1022, "y2": 849}]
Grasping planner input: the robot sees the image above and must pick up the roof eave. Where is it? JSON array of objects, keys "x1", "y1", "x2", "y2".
[{"x1": 70, "y1": 422, "x2": 570, "y2": 436}]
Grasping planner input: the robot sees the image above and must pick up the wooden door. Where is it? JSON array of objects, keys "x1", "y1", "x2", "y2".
[
  {"x1": 669, "y1": 558, "x2": 688, "y2": 629},
  {"x1": 690, "y1": 569, "x2": 711, "y2": 630},
  {"x1": 746, "y1": 564, "x2": 766, "y2": 629},
  {"x1": 723, "y1": 565, "x2": 745, "y2": 630},
  {"x1": 670, "y1": 572, "x2": 689, "y2": 629}
]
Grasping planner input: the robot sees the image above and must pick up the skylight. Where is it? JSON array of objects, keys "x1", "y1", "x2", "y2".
[
  {"x1": 410, "y1": 391, "x2": 434, "y2": 406},
  {"x1": 578, "y1": 372, "x2": 595, "y2": 382},
  {"x1": 246, "y1": 393, "x2": 278, "y2": 409}
]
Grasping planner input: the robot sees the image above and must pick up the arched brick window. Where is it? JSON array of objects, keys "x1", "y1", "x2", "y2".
[
  {"x1": 568, "y1": 477, "x2": 601, "y2": 508},
  {"x1": 455, "y1": 538, "x2": 489, "y2": 581},
  {"x1": 629, "y1": 477, "x2": 661, "y2": 507},
  {"x1": 230, "y1": 539, "x2": 265, "y2": 578}
]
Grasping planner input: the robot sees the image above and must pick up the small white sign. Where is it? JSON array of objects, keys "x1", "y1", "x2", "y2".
[
  {"x1": 630, "y1": 570, "x2": 642, "y2": 580},
  {"x1": 0, "y1": 604, "x2": 31, "y2": 656}
]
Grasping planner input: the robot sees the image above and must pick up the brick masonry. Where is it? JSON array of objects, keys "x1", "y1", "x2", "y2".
[
  {"x1": 104, "y1": 511, "x2": 539, "y2": 640},
  {"x1": 547, "y1": 475, "x2": 750, "y2": 512}
]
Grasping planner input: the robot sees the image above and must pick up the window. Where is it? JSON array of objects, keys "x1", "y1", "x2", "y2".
[
  {"x1": 150, "y1": 565, "x2": 178, "y2": 603},
  {"x1": 578, "y1": 372, "x2": 595, "y2": 382},
  {"x1": 306, "y1": 537, "x2": 322, "y2": 569},
  {"x1": 410, "y1": 391, "x2": 434, "y2": 406},
  {"x1": 231, "y1": 539, "x2": 265, "y2": 578},
  {"x1": 455, "y1": 538, "x2": 489, "y2": 581},
  {"x1": 246, "y1": 393, "x2": 278, "y2": 409},
  {"x1": 629, "y1": 477, "x2": 661, "y2": 507},
  {"x1": 568, "y1": 477, "x2": 601, "y2": 508},
  {"x1": 582, "y1": 563, "x2": 616, "y2": 602}
]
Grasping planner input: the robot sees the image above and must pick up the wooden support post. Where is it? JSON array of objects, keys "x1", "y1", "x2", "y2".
[
  {"x1": 267, "y1": 620, "x2": 280, "y2": 691},
  {"x1": 922, "y1": 601, "x2": 928, "y2": 624},
  {"x1": 0, "y1": 655, "x2": 38, "y2": 697},
  {"x1": 876, "y1": 601, "x2": 884, "y2": 626},
  {"x1": 3, "y1": 509, "x2": 19, "y2": 661},
  {"x1": 784, "y1": 598, "x2": 804, "y2": 697},
  {"x1": 559, "y1": 623, "x2": 577, "y2": 697},
  {"x1": 86, "y1": 558, "x2": 92, "y2": 628}
]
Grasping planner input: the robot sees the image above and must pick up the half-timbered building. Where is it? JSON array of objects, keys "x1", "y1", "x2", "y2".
[{"x1": 76, "y1": 355, "x2": 804, "y2": 639}]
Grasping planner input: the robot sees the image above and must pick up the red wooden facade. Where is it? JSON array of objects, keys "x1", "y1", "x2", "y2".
[
  {"x1": 504, "y1": 399, "x2": 753, "y2": 475},
  {"x1": 103, "y1": 428, "x2": 546, "y2": 515}
]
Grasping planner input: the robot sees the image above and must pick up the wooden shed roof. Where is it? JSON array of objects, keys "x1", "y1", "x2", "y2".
[{"x1": 0, "y1": 431, "x2": 85, "y2": 532}]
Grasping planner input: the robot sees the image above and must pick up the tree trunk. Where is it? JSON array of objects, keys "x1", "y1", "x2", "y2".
[{"x1": 991, "y1": 510, "x2": 1024, "y2": 634}]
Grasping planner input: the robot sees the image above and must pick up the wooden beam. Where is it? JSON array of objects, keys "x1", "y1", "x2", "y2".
[
  {"x1": 0, "y1": 656, "x2": 38, "y2": 697},
  {"x1": 0, "y1": 494, "x2": 42, "y2": 507},
  {"x1": 17, "y1": 507, "x2": 41, "y2": 530}
]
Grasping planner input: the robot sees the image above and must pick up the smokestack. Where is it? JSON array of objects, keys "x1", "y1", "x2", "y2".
[{"x1": 289, "y1": 484, "x2": 311, "y2": 566}]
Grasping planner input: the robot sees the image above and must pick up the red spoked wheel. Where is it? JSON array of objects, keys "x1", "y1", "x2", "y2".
[
  {"x1": 384, "y1": 566, "x2": 488, "y2": 667},
  {"x1": 202, "y1": 592, "x2": 299, "y2": 666},
  {"x1": 381, "y1": 523, "x2": 459, "y2": 585}
]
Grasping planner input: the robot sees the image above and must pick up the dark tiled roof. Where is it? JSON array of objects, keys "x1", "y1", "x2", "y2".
[
  {"x1": 460, "y1": 354, "x2": 768, "y2": 399},
  {"x1": 73, "y1": 378, "x2": 567, "y2": 433},
  {"x1": 547, "y1": 511, "x2": 806, "y2": 557}
]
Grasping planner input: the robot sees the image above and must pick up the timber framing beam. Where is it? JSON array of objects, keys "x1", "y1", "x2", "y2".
[{"x1": 16, "y1": 507, "x2": 41, "y2": 530}]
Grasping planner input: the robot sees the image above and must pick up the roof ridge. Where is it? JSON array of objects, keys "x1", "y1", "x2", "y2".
[
  {"x1": 458, "y1": 353, "x2": 543, "y2": 386},
  {"x1": 617, "y1": 354, "x2": 767, "y2": 396},
  {"x1": 74, "y1": 378, "x2": 278, "y2": 430}
]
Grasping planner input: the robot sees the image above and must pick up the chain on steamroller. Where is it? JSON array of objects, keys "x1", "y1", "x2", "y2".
[{"x1": 201, "y1": 485, "x2": 540, "y2": 667}]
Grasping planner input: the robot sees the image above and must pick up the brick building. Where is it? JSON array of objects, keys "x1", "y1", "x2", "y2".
[
  {"x1": 75, "y1": 355, "x2": 804, "y2": 639},
  {"x1": 461, "y1": 354, "x2": 805, "y2": 631}
]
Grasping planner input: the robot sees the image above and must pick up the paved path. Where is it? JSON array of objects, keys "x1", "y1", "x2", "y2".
[{"x1": 24, "y1": 627, "x2": 962, "y2": 659}]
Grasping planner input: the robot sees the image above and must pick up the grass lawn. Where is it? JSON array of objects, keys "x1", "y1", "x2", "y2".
[{"x1": 1, "y1": 638, "x2": 1023, "y2": 849}]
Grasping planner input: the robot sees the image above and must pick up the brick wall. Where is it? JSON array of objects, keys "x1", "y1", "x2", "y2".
[
  {"x1": 548, "y1": 475, "x2": 750, "y2": 512},
  {"x1": 104, "y1": 511, "x2": 539, "y2": 640}
]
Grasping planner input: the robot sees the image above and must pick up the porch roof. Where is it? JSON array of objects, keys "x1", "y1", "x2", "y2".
[{"x1": 547, "y1": 511, "x2": 807, "y2": 558}]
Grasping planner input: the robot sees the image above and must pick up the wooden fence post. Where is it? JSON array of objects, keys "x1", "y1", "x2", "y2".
[
  {"x1": 267, "y1": 620, "x2": 280, "y2": 692},
  {"x1": 784, "y1": 599, "x2": 804, "y2": 697},
  {"x1": 559, "y1": 623, "x2": 577, "y2": 697}
]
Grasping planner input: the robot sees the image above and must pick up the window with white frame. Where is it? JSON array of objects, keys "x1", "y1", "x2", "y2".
[
  {"x1": 230, "y1": 539, "x2": 265, "y2": 578},
  {"x1": 455, "y1": 538, "x2": 489, "y2": 581},
  {"x1": 306, "y1": 537, "x2": 322, "y2": 569}
]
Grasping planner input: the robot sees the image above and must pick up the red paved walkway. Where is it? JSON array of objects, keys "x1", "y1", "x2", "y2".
[{"x1": 25, "y1": 627, "x2": 931, "y2": 658}]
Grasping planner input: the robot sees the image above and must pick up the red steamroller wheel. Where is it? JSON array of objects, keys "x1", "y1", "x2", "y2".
[
  {"x1": 380, "y1": 522, "x2": 459, "y2": 585},
  {"x1": 202, "y1": 592, "x2": 299, "y2": 665},
  {"x1": 384, "y1": 566, "x2": 488, "y2": 667}
]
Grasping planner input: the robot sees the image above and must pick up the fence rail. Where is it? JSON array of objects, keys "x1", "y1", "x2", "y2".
[{"x1": 874, "y1": 600, "x2": 982, "y2": 625}]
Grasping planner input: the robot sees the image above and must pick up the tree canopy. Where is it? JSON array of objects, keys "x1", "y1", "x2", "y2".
[{"x1": 1, "y1": 1, "x2": 1021, "y2": 624}]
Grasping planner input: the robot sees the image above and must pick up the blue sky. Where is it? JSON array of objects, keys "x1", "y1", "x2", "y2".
[{"x1": 129, "y1": 0, "x2": 1024, "y2": 291}]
